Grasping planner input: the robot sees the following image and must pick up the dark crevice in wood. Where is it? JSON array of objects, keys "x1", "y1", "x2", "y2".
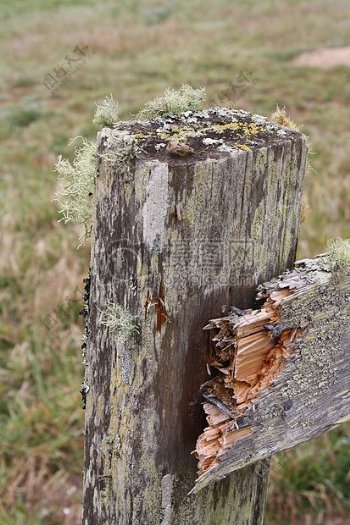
[
  {"x1": 144, "y1": 281, "x2": 169, "y2": 331},
  {"x1": 156, "y1": 279, "x2": 168, "y2": 332},
  {"x1": 172, "y1": 204, "x2": 181, "y2": 224}
]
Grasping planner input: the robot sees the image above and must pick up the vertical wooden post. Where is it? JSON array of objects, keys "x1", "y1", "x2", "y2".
[{"x1": 82, "y1": 108, "x2": 307, "y2": 524}]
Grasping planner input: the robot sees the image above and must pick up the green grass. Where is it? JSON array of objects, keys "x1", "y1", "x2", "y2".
[
  {"x1": 268, "y1": 429, "x2": 350, "y2": 524},
  {"x1": 0, "y1": 0, "x2": 350, "y2": 523}
]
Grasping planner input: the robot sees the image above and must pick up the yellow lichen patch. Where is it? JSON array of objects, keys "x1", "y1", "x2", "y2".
[
  {"x1": 168, "y1": 124, "x2": 184, "y2": 133},
  {"x1": 242, "y1": 123, "x2": 260, "y2": 135},
  {"x1": 156, "y1": 124, "x2": 205, "y2": 143},
  {"x1": 166, "y1": 130, "x2": 189, "y2": 142},
  {"x1": 212, "y1": 122, "x2": 240, "y2": 133},
  {"x1": 237, "y1": 144, "x2": 251, "y2": 152},
  {"x1": 212, "y1": 122, "x2": 261, "y2": 137},
  {"x1": 157, "y1": 132, "x2": 173, "y2": 141}
]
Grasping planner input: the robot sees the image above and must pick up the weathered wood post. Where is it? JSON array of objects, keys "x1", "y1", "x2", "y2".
[{"x1": 82, "y1": 108, "x2": 307, "y2": 524}]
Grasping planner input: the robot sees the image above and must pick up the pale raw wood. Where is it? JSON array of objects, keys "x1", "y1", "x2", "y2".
[
  {"x1": 82, "y1": 108, "x2": 307, "y2": 524},
  {"x1": 193, "y1": 255, "x2": 350, "y2": 493}
]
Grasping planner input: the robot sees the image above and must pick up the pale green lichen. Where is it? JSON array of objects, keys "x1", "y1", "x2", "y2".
[
  {"x1": 138, "y1": 84, "x2": 206, "y2": 119},
  {"x1": 279, "y1": 268, "x2": 349, "y2": 421},
  {"x1": 93, "y1": 94, "x2": 119, "y2": 127},
  {"x1": 327, "y1": 238, "x2": 350, "y2": 269},
  {"x1": 181, "y1": 162, "x2": 208, "y2": 226},
  {"x1": 55, "y1": 137, "x2": 97, "y2": 242},
  {"x1": 101, "y1": 303, "x2": 139, "y2": 341},
  {"x1": 101, "y1": 130, "x2": 142, "y2": 177},
  {"x1": 250, "y1": 202, "x2": 264, "y2": 240}
]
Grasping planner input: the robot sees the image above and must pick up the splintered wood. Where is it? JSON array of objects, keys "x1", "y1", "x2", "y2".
[
  {"x1": 195, "y1": 286, "x2": 300, "y2": 475},
  {"x1": 193, "y1": 253, "x2": 350, "y2": 492}
]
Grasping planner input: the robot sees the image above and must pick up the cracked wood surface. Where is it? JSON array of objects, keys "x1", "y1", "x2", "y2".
[
  {"x1": 193, "y1": 255, "x2": 350, "y2": 493},
  {"x1": 82, "y1": 109, "x2": 307, "y2": 524}
]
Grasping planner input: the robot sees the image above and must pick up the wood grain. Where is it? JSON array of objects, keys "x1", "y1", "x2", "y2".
[{"x1": 82, "y1": 108, "x2": 307, "y2": 524}]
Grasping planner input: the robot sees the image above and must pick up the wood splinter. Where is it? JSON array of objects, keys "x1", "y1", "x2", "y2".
[{"x1": 193, "y1": 252, "x2": 350, "y2": 493}]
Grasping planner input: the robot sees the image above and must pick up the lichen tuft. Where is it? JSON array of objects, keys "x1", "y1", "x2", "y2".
[
  {"x1": 327, "y1": 238, "x2": 350, "y2": 269},
  {"x1": 138, "y1": 84, "x2": 206, "y2": 119},
  {"x1": 55, "y1": 137, "x2": 97, "y2": 243},
  {"x1": 101, "y1": 130, "x2": 142, "y2": 177},
  {"x1": 101, "y1": 303, "x2": 139, "y2": 341},
  {"x1": 270, "y1": 106, "x2": 300, "y2": 131},
  {"x1": 93, "y1": 94, "x2": 119, "y2": 127}
]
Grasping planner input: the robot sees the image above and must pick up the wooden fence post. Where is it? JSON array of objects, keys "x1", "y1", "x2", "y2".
[{"x1": 82, "y1": 108, "x2": 307, "y2": 524}]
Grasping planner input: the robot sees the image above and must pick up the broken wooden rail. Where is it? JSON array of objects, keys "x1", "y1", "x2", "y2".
[
  {"x1": 82, "y1": 107, "x2": 308, "y2": 524},
  {"x1": 193, "y1": 250, "x2": 350, "y2": 493}
]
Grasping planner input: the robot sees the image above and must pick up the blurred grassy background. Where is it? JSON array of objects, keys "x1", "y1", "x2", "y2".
[{"x1": 0, "y1": 1, "x2": 349, "y2": 523}]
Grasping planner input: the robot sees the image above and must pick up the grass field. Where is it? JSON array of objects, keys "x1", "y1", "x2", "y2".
[{"x1": 0, "y1": 1, "x2": 349, "y2": 523}]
